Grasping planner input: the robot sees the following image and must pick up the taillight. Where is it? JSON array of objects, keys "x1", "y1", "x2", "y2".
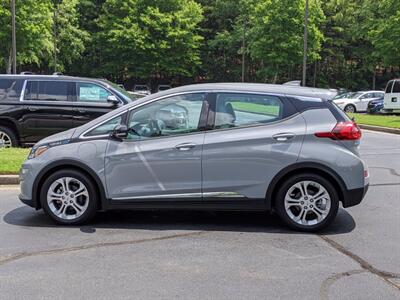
[{"x1": 315, "y1": 122, "x2": 362, "y2": 140}]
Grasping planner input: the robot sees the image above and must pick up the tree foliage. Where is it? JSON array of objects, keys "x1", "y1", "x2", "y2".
[
  {"x1": 0, "y1": 0, "x2": 400, "y2": 90},
  {"x1": 96, "y1": 0, "x2": 203, "y2": 82}
]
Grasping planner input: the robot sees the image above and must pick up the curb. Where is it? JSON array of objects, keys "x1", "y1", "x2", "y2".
[
  {"x1": 0, "y1": 175, "x2": 19, "y2": 185},
  {"x1": 359, "y1": 124, "x2": 400, "y2": 135}
]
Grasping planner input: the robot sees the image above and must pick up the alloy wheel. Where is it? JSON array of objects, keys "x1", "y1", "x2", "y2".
[
  {"x1": 47, "y1": 177, "x2": 90, "y2": 220},
  {"x1": 284, "y1": 180, "x2": 331, "y2": 226},
  {"x1": 0, "y1": 131, "x2": 12, "y2": 148}
]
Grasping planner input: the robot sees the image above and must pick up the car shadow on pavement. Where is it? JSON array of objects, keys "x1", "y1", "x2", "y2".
[{"x1": 3, "y1": 206, "x2": 355, "y2": 236}]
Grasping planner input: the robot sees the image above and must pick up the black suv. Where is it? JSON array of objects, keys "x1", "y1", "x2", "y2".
[{"x1": 0, "y1": 75, "x2": 133, "y2": 147}]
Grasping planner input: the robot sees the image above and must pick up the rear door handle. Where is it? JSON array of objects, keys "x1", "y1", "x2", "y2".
[
  {"x1": 175, "y1": 143, "x2": 196, "y2": 151},
  {"x1": 392, "y1": 97, "x2": 397, "y2": 102},
  {"x1": 77, "y1": 109, "x2": 87, "y2": 113},
  {"x1": 27, "y1": 106, "x2": 38, "y2": 112},
  {"x1": 273, "y1": 133, "x2": 295, "y2": 142}
]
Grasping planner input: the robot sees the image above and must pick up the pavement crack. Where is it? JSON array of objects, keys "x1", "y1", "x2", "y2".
[
  {"x1": 369, "y1": 183, "x2": 400, "y2": 187},
  {"x1": 0, "y1": 231, "x2": 206, "y2": 267},
  {"x1": 319, "y1": 235, "x2": 400, "y2": 292},
  {"x1": 320, "y1": 269, "x2": 366, "y2": 300},
  {"x1": 369, "y1": 166, "x2": 400, "y2": 178}
]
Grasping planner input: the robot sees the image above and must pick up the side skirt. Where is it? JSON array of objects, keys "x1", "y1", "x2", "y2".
[{"x1": 107, "y1": 198, "x2": 267, "y2": 211}]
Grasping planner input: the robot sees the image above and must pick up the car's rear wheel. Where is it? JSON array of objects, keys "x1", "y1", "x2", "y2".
[
  {"x1": 40, "y1": 169, "x2": 98, "y2": 225},
  {"x1": 344, "y1": 104, "x2": 356, "y2": 113},
  {"x1": 275, "y1": 173, "x2": 339, "y2": 232},
  {"x1": 0, "y1": 126, "x2": 17, "y2": 148}
]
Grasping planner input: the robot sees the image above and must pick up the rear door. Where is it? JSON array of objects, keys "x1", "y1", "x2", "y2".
[
  {"x1": 201, "y1": 92, "x2": 305, "y2": 205},
  {"x1": 20, "y1": 80, "x2": 75, "y2": 142},
  {"x1": 72, "y1": 82, "x2": 119, "y2": 127}
]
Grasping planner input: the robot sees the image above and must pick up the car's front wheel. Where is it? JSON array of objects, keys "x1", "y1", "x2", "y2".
[
  {"x1": 275, "y1": 173, "x2": 339, "y2": 232},
  {"x1": 344, "y1": 104, "x2": 356, "y2": 113},
  {"x1": 40, "y1": 169, "x2": 98, "y2": 225}
]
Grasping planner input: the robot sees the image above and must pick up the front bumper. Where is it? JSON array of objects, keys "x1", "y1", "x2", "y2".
[
  {"x1": 342, "y1": 184, "x2": 369, "y2": 208},
  {"x1": 18, "y1": 194, "x2": 36, "y2": 208}
]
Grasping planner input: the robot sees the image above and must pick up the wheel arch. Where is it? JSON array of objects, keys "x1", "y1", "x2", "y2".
[
  {"x1": 0, "y1": 117, "x2": 20, "y2": 143},
  {"x1": 32, "y1": 159, "x2": 107, "y2": 210},
  {"x1": 266, "y1": 162, "x2": 347, "y2": 210}
]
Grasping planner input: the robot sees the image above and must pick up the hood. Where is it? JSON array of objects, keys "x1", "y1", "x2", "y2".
[
  {"x1": 369, "y1": 98, "x2": 383, "y2": 104},
  {"x1": 36, "y1": 128, "x2": 76, "y2": 147}
]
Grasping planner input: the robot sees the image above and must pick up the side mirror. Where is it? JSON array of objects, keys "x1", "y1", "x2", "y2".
[
  {"x1": 107, "y1": 95, "x2": 120, "y2": 106},
  {"x1": 112, "y1": 124, "x2": 128, "y2": 140}
]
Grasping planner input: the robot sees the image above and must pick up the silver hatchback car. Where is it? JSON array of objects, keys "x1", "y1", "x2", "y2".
[{"x1": 19, "y1": 83, "x2": 369, "y2": 231}]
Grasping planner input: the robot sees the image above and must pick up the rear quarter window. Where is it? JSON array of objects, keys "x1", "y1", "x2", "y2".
[{"x1": 0, "y1": 79, "x2": 23, "y2": 100}]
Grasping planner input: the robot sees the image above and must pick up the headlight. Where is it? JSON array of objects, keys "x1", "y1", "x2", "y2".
[{"x1": 28, "y1": 145, "x2": 49, "y2": 159}]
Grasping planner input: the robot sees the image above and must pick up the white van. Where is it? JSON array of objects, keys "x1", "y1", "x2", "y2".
[{"x1": 384, "y1": 79, "x2": 400, "y2": 111}]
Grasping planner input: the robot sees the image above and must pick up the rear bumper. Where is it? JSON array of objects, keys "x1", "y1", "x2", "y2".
[{"x1": 342, "y1": 184, "x2": 369, "y2": 208}]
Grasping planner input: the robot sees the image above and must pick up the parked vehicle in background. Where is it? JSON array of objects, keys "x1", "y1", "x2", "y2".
[
  {"x1": 19, "y1": 83, "x2": 368, "y2": 231},
  {"x1": 134, "y1": 84, "x2": 151, "y2": 95},
  {"x1": 383, "y1": 79, "x2": 400, "y2": 112},
  {"x1": 157, "y1": 84, "x2": 172, "y2": 92},
  {"x1": 126, "y1": 91, "x2": 146, "y2": 100},
  {"x1": 367, "y1": 97, "x2": 384, "y2": 114},
  {"x1": 332, "y1": 91, "x2": 352, "y2": 100},
  {"x1": 333, "y1": 91, "x2": 384, "y2": 113},
  {"x1": 0, "y1": 74, "x2": 134, "y2": 148}
]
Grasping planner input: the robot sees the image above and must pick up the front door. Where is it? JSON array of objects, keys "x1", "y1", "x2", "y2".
[
  {"x1": 105, "y1": 92, "x2": 208, "y2": 201},
  {"x1": 72, "y1": 82, "x2": 117, "y2": 127}
]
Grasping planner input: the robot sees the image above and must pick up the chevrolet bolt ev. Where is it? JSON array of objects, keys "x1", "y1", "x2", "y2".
[{"x1": 19, "y1": 83, "x2": 369, "y2": 231}]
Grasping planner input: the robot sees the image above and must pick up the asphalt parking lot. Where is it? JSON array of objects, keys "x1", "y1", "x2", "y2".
[{"x1": 0, "y1": 130, "x2": 399, "y2": 299}]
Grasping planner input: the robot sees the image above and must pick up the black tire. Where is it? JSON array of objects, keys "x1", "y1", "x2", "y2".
[
  {"x1": 275, "y1": 173, "x2": 339, "y2": 232},
  {"x1": 40, "y1": 169, "x2": 98, "y2": 225},
  {"x1": 0, "y1": 125, "x2": 18, "y2": 147},
  {"x1": 344, "y1": 104, "x2": 356, "y2": 113}
]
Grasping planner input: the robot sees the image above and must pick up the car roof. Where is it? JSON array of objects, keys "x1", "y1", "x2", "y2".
[
  {"x1": 357, "y1": 90, "x2": 384, "y2": 93},
  {"x1": 0, "y1": 74, "x2": 108, "y2": 85},
  {"x1": 154, "y1": 82, "x2": 337, "y2": 100}
]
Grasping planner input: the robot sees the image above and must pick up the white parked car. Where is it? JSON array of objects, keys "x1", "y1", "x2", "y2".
[
  {"x1": 333, "y1": 90, "x2": 384, "y2": 113},
  {"x1": 384, "y1": 79, "x2": 400, "y2": 111},
  {"x1": 133, "y1": 84, "x2": 151, "y2": 95}
]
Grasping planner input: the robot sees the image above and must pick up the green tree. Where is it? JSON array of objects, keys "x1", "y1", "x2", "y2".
[
  {"x1": 0, "y1": 0, "x2": 53, "y2": 73},
  {"x1": 248, "y1": 0, "x2": 325, "y2": 83},
  {"x1": 96, "y1": 0, "x2": 203, "y2": 86},
  {"x1": 52, "y1": 0, "x2": 89, "y2": 72}
]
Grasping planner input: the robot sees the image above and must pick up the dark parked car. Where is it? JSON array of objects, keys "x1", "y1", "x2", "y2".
[
  {"x1": 367, "y1": 97, "x2": 384, "y2": 114},
  {"x1": 0, "y1": 74, "x2": 133, "y2": 147}
]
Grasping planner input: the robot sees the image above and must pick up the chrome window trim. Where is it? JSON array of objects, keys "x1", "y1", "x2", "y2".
[
  {"x1": 80, "y1": 110, "x2": 127, "y2": 139},
  {"x1": 80, "y1": 91, "x2": 207, "y2": 139},
  {"x1": 79, "y1": 89, "x2": 304, "y2": 140},
  {"x1": 19, "y1": 79, "x2": 121, "y2": 104}
]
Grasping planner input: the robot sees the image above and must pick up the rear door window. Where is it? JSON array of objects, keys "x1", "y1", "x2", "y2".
[
  {"x1": 214, "y1": 93, "x2": 283, "y2": 129},
  {"x1": 24, "y1": 81, "x2": 71, "y2": 101},
  {"x1": 0, "y1": 79, "x2": 22, "y2": 100}
]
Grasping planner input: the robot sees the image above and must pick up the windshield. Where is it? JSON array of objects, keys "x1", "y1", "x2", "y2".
[
  {"x1": 101, "y1": 79, "x2": 134, "y2": 101},
  {"x1": 348, "y1": 92, "x2": 363, "y2": 99},
  {"x1": 333, "y1": 92, "x2": 350, "y2": 100}
]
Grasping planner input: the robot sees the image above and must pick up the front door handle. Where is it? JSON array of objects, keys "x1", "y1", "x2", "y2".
[
  {"x1": 273, "y1": 133, "x2": 295, "y2": 142},
  {"x1": 392, "y1": 97, "x2": 397, "y2": 102},
  {"x1": 77, "y1": 109, "x2": 87, "y2": 113},
  {"x1": 175, "y1": 143, "x2": 196, "y2": 151},
  {"x1": 28, "y1": 106, "x2": 38, "y2": 112}
]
